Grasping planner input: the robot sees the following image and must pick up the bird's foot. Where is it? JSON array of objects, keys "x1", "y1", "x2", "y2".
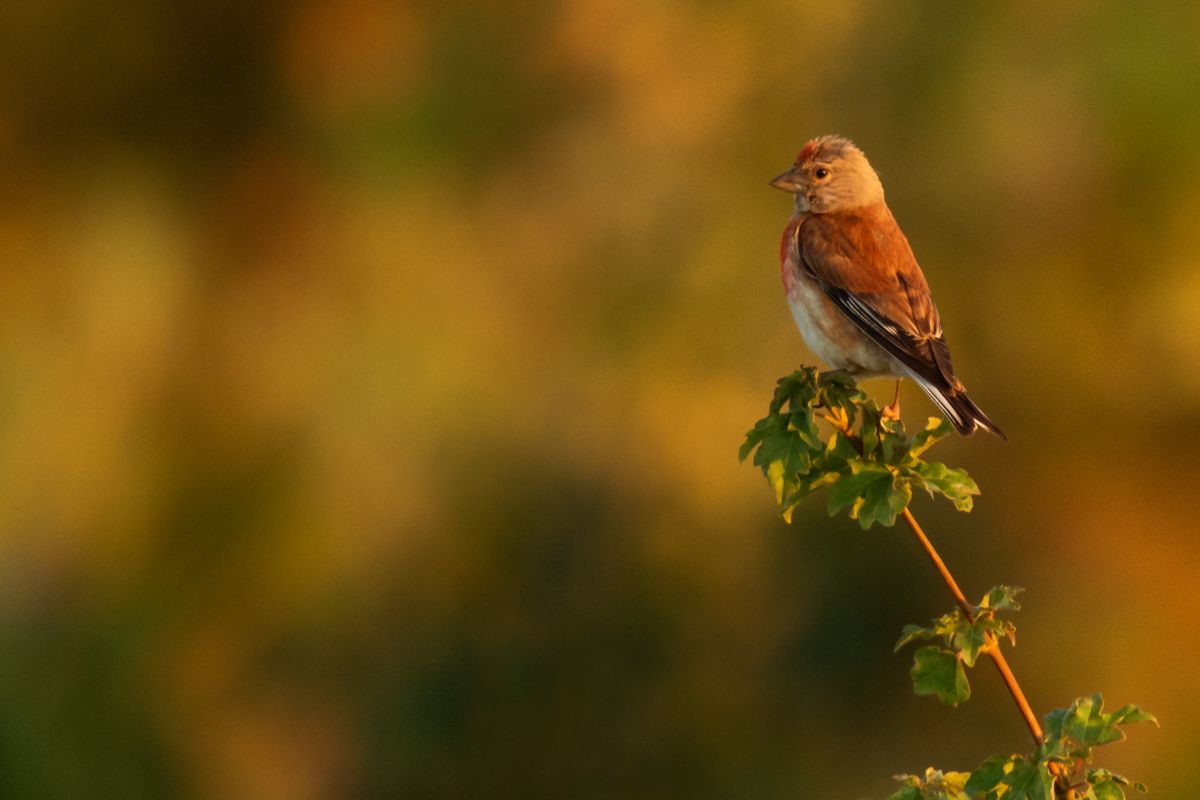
[{"x1": 882, "y1": 379, "x2": 902, "y2": 422}]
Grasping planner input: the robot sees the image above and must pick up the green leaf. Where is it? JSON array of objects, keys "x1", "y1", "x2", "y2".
[
  {"x1": 743, "y1": 367, "x2": 982, "y2": 529},
  {"x1": 1043, "y1": 706, "x2": 1067, "y2": 741},
  {"x1": 1067, "y1": 694, "x2": 1122, "y2": 746},
  {"x1": 895, "y1": 623, "x2": 936, "y2": 652},
  {"x1": 1087, "y1": 769, "x2": 1138, "y2": 800},
  {"x1": 827, "y1": 465, "x2": 890, "y2": 516},
  {"x1": 910, "y1": 461, "x2": 979, "y2": 512},
  {"x1": 762, "y1": 435, "x2": 811, "y2": 504},
  {"x1": 936, "y1": 771, "x2": 971, "y2": 800},
  {"x1": 826, "y1": 430, "x2": 859, "y2": 462},
  {"x1": 963, "y1": 754, "x2": 1010, "y2": 796},
  {"x1": 779, "y1": 470, "x2": 840, "y2": 520},
  {"x1": 789, "y1": 407, "x2": 823, "y2": 450},
  {"x1": 911, "y1": 646, "x2": 969, "y2": 707},
  {"x1": 769, "y1": 368, "x2": 819, "y2": 414},
  {"x1": 952, "y1": 622, "x2": 987, "y2": 668},
  {"x1": 1064, "y1": 695, "x2": 1135, "y2": 747},
  {"x1": 1042, "y1": 695, "x2": 1157, "y2": 770},
  {"x1": 738, "y1": 417, "x2": 770, "y2": 463},
  {"x1": 1109, "y1": 704, "x2": 1159, "y2": 728},
  {"x1": 1091, "y1": 781, "x2": 1126, "y2": 800},
  {"x1": 817, "y1": 369, "x2": 864, "y2": 416},
  {"x1": 1002, "y1": 759, "x2": 1054, "y2": 800},
  {"x1": 909, "y1": 417, "x2": 954, "y2": 459},
  {"x1": 860, "y1": 403, "x2": 881, "y2": 457},
  {"x1": 889, "y1": 769, "x2": 970, "y2": 800},
  {"x1": 856, "y1": 471, "x2": 910, "y2": 529},
  {"x1": 980, "y1": 585, "x2": 1023, "y2": 613}
]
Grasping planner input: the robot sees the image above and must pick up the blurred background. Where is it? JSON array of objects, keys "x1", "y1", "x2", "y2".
[{"x1": 0, "y1": 1, "x2": 1197, "y2": 797}]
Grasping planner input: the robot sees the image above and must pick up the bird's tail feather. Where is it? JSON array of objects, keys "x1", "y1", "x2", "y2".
[{"x1": 916, "y1": 381, "x2": 1007, "y2": 441}]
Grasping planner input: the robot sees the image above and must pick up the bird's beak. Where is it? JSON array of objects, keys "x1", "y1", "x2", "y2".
[{"x1": 770, "y1": 167, "x2": 804, "y2": 193}]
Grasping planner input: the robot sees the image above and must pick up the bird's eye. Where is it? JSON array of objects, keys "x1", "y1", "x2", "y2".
[{"x1": 814, "y1": 167, "x2": 830, "y2": 180}]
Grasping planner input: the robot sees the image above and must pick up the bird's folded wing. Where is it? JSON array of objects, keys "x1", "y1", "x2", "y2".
[{"x1": 798, "y1": 210, "x2": 957, "y2": 388}]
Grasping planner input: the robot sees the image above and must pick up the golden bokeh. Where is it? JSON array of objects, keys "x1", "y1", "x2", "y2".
[{"x1": 0, "y1": 1, "x2": 1196, "y2": 796}]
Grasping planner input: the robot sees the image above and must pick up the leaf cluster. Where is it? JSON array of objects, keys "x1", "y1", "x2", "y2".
[
  {"x1": 889, "y1": 768, "x2": 972, "y2": 800},
  {"x1": 955, "y1": 693, "x2": 1156, "y2": 800},
  {"x1": 888, "y1": 619, "x2": 1156, "y2": 800},
  {"x1": 889, "y1": 694, "x2": 1155, "y2": 800},
  {"x1": 740, "y1": 369, "x2": 1156, "y2": 800},
  {"x1": 739, "y1": 367, "x2": 977, "y2": 527},
  {"x1": 892, "y1": 587, "x2": 1156, "y2": 798},
  {"x1": 894, "y1": 586, "x2": 1022, "y2": 707}
]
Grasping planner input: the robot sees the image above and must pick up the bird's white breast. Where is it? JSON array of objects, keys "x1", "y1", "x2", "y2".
[{"x1": 783, "y1": 257, "x2": 897, "y2": 377}]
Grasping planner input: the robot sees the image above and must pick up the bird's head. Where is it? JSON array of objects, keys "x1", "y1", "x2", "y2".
[{"x1": 770, "y1": 135, "x2": 885, "y2": 213}]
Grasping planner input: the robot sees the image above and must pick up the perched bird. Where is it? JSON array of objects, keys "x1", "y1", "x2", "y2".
[{"x1": 771, "y1": 135, "x2": 1005, "y2": 439}]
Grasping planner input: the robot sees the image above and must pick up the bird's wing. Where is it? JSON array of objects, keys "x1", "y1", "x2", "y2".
[{"x1": 797, "y1": 208, "x2": 957, "y2": 388}]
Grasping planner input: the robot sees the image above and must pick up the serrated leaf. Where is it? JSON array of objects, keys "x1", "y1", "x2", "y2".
[
  {"x1": 857, "y1": 471, "x2": 910, "y2": 529},
  {"x1": 895, "y1": 623, "x2": 937, "y2": 652},
  {"x1": 1090, "y1": 779, "x2": 1126, "y2": 800},
  {"x1": 781, "y1": 480, "x2": 838, "y2": 523},
  {"x1": 1044, "y1": 706, "x2": 1067, "y2": 740},
  {"x1": 1043, "y1": 695, "x2": 1157, "y2": 768},
  {"x1": 789, "y1": 407, "x2": 823, "y2": 449},
  {"x1": 747, "y1": 416, "x2": 785, "y2": 469},
  {"x1": 1086, "y1": 768, "x2": 1133, "y2": 789},
  {"x1": 826, "y1": 430, "x2": 859, "y2": 462},
  {"x1": 963, "y1": 754, "x2": 1011, "y2": 796},
  {"x1": 827, "y1": 465, "x2": 890, "y2": 516},
  {"x1": 817, "y1": 370, "x2": 864, "y2": 415},
  {"x1": 744, "y1": 367, "x2": 982, "y2": 532},
  {"x1": 888, "y1": 769, "x2": 970, "y2": 800},
  {"x1": 860, "y1": 404, "x2": 881, "y2": 457},
  {"x1": 738, "y1": 417, "x2": 771, "y2": 463},
  {"x1": 780, "y1": 470, "x2": 840, "y2": 514},
  {"x1": 1067, "y1": 694, "x2": 1128, "y2": 747},
  {"x1": 981, "y1": 585, "x2": 1023, "y2": 612},
  {"x1": 909, "y1": 417, "x2": 954, "y2": 458},
  {"x1": 764, "y1": 443, "x2": 811, "y2": 505},
  {"x1": 910, "y1": 461, "x2": 979, "y2": 512},
  {"x1": 971, "y1": 616, "x2": 1017, "y2": 648},
  {"x1": 1067, "y1": 694, "x2": 1122, "y2": 746},
  {"x1": 770, "y1": 368, "x2": 819, "y2": 414},
  {"x1": 1109, "y1": 704, "x2": 1158, "y2": 727},
  {"x1": 953, "y1": 622, "x2": 987, "y2": 667},
  {"x1": 880, "y1": 429, "x2": 903, "y2": 465},
  {"x1": 930, "y1": 610, "x2": 966, "y2": 640},
  {"x1": 1002, "y1": 759, "x2": 1054, "y2": 800},
  {"x1": 911, "y1": 646, "x2": 970, "y2": 707}
]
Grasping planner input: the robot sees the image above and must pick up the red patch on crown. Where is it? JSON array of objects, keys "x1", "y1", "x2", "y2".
[{"x1": 795, "y1": 140, "x2": 817, "y2": 164}]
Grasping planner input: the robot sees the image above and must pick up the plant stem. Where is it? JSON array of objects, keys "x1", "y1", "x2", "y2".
[
  {"x1": 900, "y1": 507, "x2": 1045, "y2": 747},
  {"x1": 819, "y1": 404, "x2": 1046, "y2": 747}
]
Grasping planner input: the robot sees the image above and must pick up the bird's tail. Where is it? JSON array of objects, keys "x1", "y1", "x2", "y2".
[{"x1": 917, "y1": 381, "x2": 1007, "y2": 440}]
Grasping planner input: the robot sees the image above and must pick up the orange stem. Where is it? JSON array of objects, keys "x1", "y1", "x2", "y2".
[
  {"x1": 819, "y1": 401, "x2": 1045, "y2": 747},
  {"x1": 900, "y1": 508, "x2": 1044, "y2": 746}
]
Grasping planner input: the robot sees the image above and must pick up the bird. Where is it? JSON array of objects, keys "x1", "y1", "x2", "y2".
[{"x1": 771, "y1": 135, "x2": 1005, "y2": 439}]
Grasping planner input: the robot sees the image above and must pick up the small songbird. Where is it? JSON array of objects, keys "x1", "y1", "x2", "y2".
[{"x1": 771, "y1": 135, "x2": 1005, "y2": 438}]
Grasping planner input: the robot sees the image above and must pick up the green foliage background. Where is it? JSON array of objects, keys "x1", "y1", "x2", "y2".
[{"x1": 0, "y1": 1, "x2": 1196, "y2": 797}]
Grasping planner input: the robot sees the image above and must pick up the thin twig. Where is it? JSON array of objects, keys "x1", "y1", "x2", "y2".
[
  {"x1": 900, "y1": 508, "x2": 1045, "y2": 746},
  {"x1": 821, "y1": 404, "x2": 1046, "y2": 747}
]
